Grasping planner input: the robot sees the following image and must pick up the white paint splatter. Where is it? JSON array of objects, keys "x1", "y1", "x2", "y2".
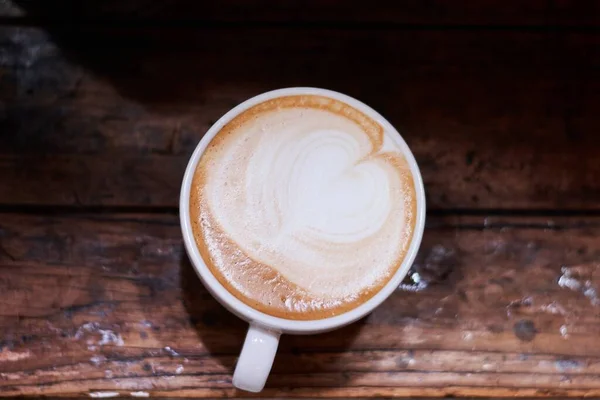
[
  {"x1": 89, "y1": 392, "x2": 119, "y2": 398},
  {"x1": 558, "y1": 267, "x2": 582, "y2": 291},
  {"x1": 164, "y1": 346, "x2": 179, "y2": 357},
  {"x1": 75, "y1": 323, "x2": 124, "y2": 347},
  {"x1": 555, "y1": 359, "x2": 582, "y2": 372},
  {"x1": 540, "y1": 301, "x2": 567, "y2": 316},
  {"x1": 89, "y1": 356, "x2": 105, "y2": 366},
  {"x1": 98, "y1": 330, "x2": 124, "y2": 347},
  {"x1": 130, "y1": 392, "x2": 150, "y2": 398},
  {"x1": 397, "y1": 283, "x2": 427, "y2": 292},
  {"x1": 75, "y1": 322, "x2": 100, "y2": 340},
  {"x1": 398, "y1": 271, "x2": 428, "y2": 292},
  {"x1": 104, "y1": 370, "x2": 114, "y2": 379},
  {"x1": 0, "y1": 349, "x2": 31, "y2": 362},
  {"x1": 560, "y1": 325, "x2": 569, "y2": 338},
  {"x1": 558, "y1": 268, "x2": 600, "y2": 306},
  {"x1": 411, "y1": 272, "x2": 421, "y2": 284},
  {"x1": 175, "y1": 365, "x2": 184, "y2": 374},
  {"x1": 584, "y1": 282, "x2": 600, "y2": 306},
  {"x1": 462, "y1": 332, "x2": 474, "y2": 341}
]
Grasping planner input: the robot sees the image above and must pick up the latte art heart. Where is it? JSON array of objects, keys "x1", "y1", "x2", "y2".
[{"x1": 190, "y1": 95, "x2": 416, "y2": 320}]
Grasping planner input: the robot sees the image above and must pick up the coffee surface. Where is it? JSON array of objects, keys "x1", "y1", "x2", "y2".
[{"x1": 190, "y1": 95, "x2": 416, "y2": 320}]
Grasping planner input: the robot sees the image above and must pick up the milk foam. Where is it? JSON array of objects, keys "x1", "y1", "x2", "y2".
[{"x1": 191, "y1": 95, "x2": 416, "y2": 319}]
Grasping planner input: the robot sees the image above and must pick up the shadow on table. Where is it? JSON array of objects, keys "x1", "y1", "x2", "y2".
[
  {"x1": 11, "y1": 0, "x2": 394, "y2": 115},
  {"x1": 179, "y1": 250, "x2": 365, "y2": 385}
]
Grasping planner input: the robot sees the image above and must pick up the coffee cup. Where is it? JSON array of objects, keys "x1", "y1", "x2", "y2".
[{"x1": 180, "y1": 87, "x2": 425, "y2": 392}]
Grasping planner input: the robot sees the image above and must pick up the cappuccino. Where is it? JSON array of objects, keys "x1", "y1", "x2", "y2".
[{"x1": 190, "y1": 95, "x2": 416, "y2": 320}]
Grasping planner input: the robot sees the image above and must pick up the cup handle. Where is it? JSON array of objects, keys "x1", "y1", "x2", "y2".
[{"x1": 232, "y1": 324, "x2": 280, "y2": 392}]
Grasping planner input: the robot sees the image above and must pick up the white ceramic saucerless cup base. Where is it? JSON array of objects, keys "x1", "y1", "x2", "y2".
[{"x1": 180, "y1": 87, "x2": 426, "y2": 392}]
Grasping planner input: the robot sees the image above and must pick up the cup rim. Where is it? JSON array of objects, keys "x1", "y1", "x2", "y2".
[{"x1": 180, "y1": 87, "x2": 426, "y2": 334}]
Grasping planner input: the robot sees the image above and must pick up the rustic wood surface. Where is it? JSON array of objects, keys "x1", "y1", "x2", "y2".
[
  {"x1": 1, "y1": 1, "x2": 600, "y2": 398},
  {"x1": 1, "y1": 214, "x2": 600, "y2": 397}
]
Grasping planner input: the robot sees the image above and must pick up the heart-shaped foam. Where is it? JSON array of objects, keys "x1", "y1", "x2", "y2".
[{"x1": 204, "y1": 102, "x2": 414, "y2": 300}]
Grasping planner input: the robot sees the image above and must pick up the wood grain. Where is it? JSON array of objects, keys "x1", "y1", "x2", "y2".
[
  {"x1": 1, "y1": 26, "x2": 599, "y2": 209},
  {"x1": 1, "y1": 213, "x2": 600, "y2": 396},
  {"x1": 2, "y1": 0, "x2": 600, "y2": 26}
]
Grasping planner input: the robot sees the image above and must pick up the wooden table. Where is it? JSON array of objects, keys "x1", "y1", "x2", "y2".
[{"x1": 1, "y1": 1, "x2": 599, "y2": 398}]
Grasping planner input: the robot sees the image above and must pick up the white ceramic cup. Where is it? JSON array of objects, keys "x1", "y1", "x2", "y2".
[{"x1": 180, "y1": 87, "x2": 426, "y2": 392}]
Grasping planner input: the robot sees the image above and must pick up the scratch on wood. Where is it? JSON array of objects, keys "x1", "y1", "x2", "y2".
[
  {"x1": 168, "y1": 123, "x2": 180, "y2": 154},
  {"x1": 89, "y1": 392, "x2": 120, "y2": 398},
  {"x1": 0, "y1": 348, "x2": 31, "y2": 362},
  {"x1": 130, "y1": 392, "x2": 150, "y2": 397},
  {"x1": 0, "y1": 242, "x2": 17, "y2": 261}
]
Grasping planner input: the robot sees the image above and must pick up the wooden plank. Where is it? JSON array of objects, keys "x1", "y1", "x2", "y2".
[
  {"x1": 2, "y1": 0, "x2": 599, "y2": 26},
  {"x1": 1, "y1": 27, "x2": 599, "y2": 209},
  {"x1": 1, "y1": 213, "x2": 600, "y2": 396}
]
